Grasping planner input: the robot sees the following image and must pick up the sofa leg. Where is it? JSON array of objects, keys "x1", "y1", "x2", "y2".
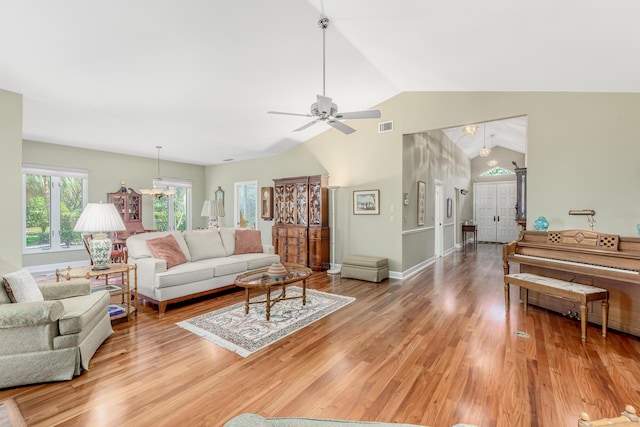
[{"x1": 158, "y1": 302, "x2": 167, "y2": 317}]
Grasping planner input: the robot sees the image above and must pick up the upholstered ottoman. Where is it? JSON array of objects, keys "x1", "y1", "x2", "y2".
[{"x1": 341, "y1": 255, "x2": 389, "y2": 282}]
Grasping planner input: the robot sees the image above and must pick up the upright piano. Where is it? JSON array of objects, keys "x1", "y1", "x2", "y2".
[{"x1": 503, "y1": 229, "x2": 640, "y2": 337}]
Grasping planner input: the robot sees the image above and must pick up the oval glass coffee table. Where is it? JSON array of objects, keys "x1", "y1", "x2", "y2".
[{"x1": 234, "y1": 263, "x2": 312, "y2": 321}]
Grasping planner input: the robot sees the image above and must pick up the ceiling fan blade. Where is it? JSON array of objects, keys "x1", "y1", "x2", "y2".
[
  {"x1": 328, "y1": 120, "x2": 356, "y2": 135},
  {"x1": 316, "y1": 95, "x2": 333, "y2": 115},
  {"x1": 335, "y1": 109, "x2": 381, "y2": 120},
  {"x1": 268, "y1": 111, "x2": 312, "y2": 117},
  {"x1": 293, "y1": 119, "x2": 320, "y2": 132}
]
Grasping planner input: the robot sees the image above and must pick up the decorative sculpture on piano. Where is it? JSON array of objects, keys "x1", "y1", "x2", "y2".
[{"x1": 569, "y1": 209, "x2": 596, "y2": 231}]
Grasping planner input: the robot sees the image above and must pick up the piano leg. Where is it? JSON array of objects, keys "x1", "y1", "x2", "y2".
[
  {"x1": 602, "y1": 300, "x2": 609, "y2": 338},
  {"x1": 504, "y1": 282, "x2": 510, "y2": 311},
  {"x1": 580, "y1": 303, "x2": 588, "y2": 342},
  {"x1": 523, "y1": 288, "x2": 529, "y2": 310}
]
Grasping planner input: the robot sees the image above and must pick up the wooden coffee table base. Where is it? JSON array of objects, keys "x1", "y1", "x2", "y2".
[
  {"x1": 244, "y1": 279, "x2": 307, "y2": 321},
  {"x1": 235, "y1": 263, "x2": 312, "y2": 321}
]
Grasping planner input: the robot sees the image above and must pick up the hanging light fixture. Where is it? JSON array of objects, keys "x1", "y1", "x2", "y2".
[
  {"x1": 139, "y1": 146, "x2": 176, "y2": 198},
  {"x1": 462, "y1": 124, "x2": 479, "y2": 136},
  {"x1": 486, "y1": 135, "x2": 497, "y2": 166},
  {"x1": 479, "y1": 125, "x2": 491, "y2": 157}
]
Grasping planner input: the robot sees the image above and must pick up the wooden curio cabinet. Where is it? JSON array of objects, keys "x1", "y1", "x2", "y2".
[
  {"x1": 272, "y1": 175, "x2": 329, "y2": 271},
  {"x1": 107, "y1": 184, "x2": 145, "y2": 233}
]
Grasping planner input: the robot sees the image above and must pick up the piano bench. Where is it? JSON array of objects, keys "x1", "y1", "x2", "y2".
[{"x1": 504, "y1": 272, "x2": 609, "y2": 342}]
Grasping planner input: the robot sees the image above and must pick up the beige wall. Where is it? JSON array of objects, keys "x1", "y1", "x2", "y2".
[
  {"x1": 22, "y1": 140, "x2": 206, "y2": 267},
  {"x1": 0, "y1": 89, "x2": 23, "y2": 267}
]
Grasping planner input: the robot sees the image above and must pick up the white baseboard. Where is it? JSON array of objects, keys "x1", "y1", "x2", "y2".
[{"x1": 25, "y1": 260, "x2": 90, "y2": 275}]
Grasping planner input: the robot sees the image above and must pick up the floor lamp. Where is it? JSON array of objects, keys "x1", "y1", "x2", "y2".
[{"x1": 327, "y1": 186, "x2": 341, "y2": 275}]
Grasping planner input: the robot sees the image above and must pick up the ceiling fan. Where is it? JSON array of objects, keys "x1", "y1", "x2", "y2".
[{"x1": 268, "y1": 16, "x2": 381, "y2": 135}]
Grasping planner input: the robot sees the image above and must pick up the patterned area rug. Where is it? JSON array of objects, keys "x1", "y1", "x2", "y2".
[{"x1": 177, "y1": 286, "x2": 355, "y2": 357}]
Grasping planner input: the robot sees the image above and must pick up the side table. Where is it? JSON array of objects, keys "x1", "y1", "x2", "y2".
[
  {"x1": 56, "y1": 263, "x2": 138, "y2": 321},
  {"x1": 461, "y1": 224, "x2": 477, "y2": 251}
]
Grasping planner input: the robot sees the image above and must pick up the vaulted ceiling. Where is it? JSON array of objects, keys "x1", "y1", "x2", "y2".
[{"x1": 1, "y1": 1, "x2": 638, "y2": 165}]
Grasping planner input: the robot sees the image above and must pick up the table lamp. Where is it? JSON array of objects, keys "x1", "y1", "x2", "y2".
[
  {"x1": 74, "y1": 202, "x2": 126, "y2": 270},
  {"x1": 201, "y1": 199, "x2": 225, "y2": 229}
]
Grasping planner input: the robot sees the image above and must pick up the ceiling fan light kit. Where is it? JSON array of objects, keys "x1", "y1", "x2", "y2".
[{"x1": 268, "y1": 16, "x2": 381, "y2": 135}]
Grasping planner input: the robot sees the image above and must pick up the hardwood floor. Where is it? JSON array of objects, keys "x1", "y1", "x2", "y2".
[{"x1": 2, "y1": 244, "x2": 639, "y2": 426}]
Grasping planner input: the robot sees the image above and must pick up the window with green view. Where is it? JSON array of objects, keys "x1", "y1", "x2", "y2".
[{"x1": 23, "y1": 165, "x2": 88, "y2": 252}]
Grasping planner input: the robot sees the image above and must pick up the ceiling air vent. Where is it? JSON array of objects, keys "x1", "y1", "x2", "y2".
[{"x1": 378, "y1": 120, "x2": 393, "y2": 133}]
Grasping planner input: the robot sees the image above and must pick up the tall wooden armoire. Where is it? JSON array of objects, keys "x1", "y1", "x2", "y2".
[{"x1": 272, "y1": 175, "x2": 329, "y2": 271}]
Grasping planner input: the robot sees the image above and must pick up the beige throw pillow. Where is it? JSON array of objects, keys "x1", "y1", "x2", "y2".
[
  {"x1": 145, "y1": 234, "x2": 188, "y2": 269},
  {"x1": 3, "y1": 269, "x2": 44, "y2": 303}
]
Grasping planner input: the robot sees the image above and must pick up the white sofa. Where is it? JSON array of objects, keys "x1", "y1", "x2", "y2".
[{"x1": 126, "y1": 228, "x2": 280, "y2": 315}]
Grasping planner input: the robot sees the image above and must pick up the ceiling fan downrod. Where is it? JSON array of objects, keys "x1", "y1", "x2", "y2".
[{"x1": 319, "y1": 16, "x2": 329, "y2": 98}]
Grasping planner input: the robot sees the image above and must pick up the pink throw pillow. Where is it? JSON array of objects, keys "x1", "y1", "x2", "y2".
[
  {"x1": 145, "y1": 235, "x2": 188, "y2": 269},
  {"x1": 234, "y1": 229, "x2": 263, "y2": 255}
]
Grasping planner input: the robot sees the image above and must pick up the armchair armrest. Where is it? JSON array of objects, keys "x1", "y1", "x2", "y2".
[
  {"x1": 262, "y1": 245, "x2": 274, "y2": 254},
  {"x1": 39, "y1": 279, "x2": 91, "y2": 300},
  {"x1": 0, "y1": 300, "x2": 64, "y2": 328}
]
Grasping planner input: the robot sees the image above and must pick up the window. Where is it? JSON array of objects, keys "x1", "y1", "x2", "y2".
[
  {"x1": 153, "y1": 178, "x2": 192, "y2": 231},
  {"x1": 23, "y1": 164, "x2": 88, "y2": 253},
  {"x1": 234, "y1": 181, "x2": 257, "y2": 229},
  {"x1": 480, "y1": 167, "x2": 515, "y2": 177}
]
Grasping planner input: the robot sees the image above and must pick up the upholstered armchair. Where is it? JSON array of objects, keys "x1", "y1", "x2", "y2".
[{"x1": 0, "y1": 258, "x2": 113, "y2": 389}]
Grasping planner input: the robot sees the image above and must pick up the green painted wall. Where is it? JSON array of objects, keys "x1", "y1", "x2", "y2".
[{"x1": 0, "y1": 89, "x2": 23, "y2": 267}]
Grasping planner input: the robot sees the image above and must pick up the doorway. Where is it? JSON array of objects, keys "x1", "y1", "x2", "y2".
[
  {"x1": 474, "y1": 182, "x2": 519, "y2": 243},
  {"x1": 234, "y1": 181, "x2": 257, "y2": 229}
]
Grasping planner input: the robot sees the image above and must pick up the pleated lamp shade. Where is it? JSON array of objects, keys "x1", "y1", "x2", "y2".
[{"x1": 74, "y1": 203, "x2": 126, "y2": 234}]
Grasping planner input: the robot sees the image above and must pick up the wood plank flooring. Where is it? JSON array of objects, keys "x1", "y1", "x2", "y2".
[{"x1": 2, "y1": 244, "x2": 639, "y2": 426}]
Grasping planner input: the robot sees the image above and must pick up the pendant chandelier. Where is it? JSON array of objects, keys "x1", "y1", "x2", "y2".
[
  {"x1": 486, "y1": 135, "x2": 497, "y2": 166},
  {"x1": 479, "y1": 125, "x2": 491, "y2": 157},
  {"x1": 462, "y1": 124, "x2": 479, "y2": 136},
  {"x1": 139, "y1": 146, "x2": 176, "y2": 198}
]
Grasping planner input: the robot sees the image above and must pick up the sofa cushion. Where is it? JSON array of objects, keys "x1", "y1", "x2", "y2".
[
  {"x1": 218, "y1": 227, "x2": 236, "y2": 256},
  {"x1": 235, "y1": 229, "x2": 263, "y2": 254},
  {"x1": 57, "y1": 291, "x2": 110, "y2": 335},
  {"x1": 230, "y1": 253, "x2": 281, "y2": 270},
  {"x1": 146, "y1": 234, "x2": 189, "y2": 269},
  {"x1": 155, "y1": 262, "x2": 215, "y2": 288},
  {"x1": 183, "y1": 230, "x2": 226, "y2": 261},
  {"x1": 3, "y1": 269, "x2": 44, "y2": 303},
  {"x1": 126, "y1": 231, "x2": 192, "y2": 261}
]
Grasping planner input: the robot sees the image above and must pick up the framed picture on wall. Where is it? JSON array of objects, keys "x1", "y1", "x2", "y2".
[
  {"x1": 418, "y1": 181, "x2": 426, "y2": 225},
  {"x1": 353, "y1": 190, "x2": 380, "y2": 215}
]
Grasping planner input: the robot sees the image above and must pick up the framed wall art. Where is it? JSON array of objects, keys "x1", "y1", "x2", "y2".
[
  {"x1": 417, "y1": 181, "x2": 426, "y2": 225},
  {"x1": 353, "y1": 190, "x2": 380, "y2": 215}
]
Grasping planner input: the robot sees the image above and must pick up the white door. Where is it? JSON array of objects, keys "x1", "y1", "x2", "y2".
[
  {"x1": 496, "y1": 183, "x2": 519, "y2": 242},
  {"x1": 474, "y1": 183, "x2": 497, "y2": 241},
  {"x1": 474, "y1": 182, "x2": 518, "y2": 243}
]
